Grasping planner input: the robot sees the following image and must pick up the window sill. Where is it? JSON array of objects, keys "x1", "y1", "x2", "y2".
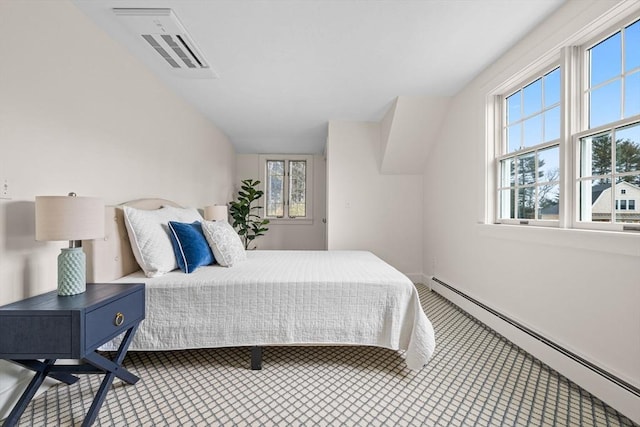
[
  {"x1": 477, "y1": 223, "x2": 640, "y2": 257},
  {"x1": 266, "y1": 218, "x2": 314, "y2": 226}
]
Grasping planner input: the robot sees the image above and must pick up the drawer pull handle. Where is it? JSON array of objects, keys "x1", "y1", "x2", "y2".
[{"x1": 114, "y1": 312, "x2": 125, "y2": 326}]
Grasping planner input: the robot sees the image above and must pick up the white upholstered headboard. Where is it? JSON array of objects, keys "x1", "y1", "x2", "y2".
[{"x1": 84, "y1": 199, "x2": 181, "y2": 283}]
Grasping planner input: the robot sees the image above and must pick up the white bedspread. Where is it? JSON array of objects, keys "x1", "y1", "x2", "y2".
[{"x1": 106, "y1": 250, "x2": 436, "y2": 370}]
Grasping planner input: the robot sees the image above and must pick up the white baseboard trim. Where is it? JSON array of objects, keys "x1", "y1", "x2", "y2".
[{"x1": 428, "y1": 276, "x2": 640, "y2": 424}]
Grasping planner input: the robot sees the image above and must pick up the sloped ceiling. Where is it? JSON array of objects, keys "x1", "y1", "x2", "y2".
[
  {"x1": 380, "y1": 96, "x2": 451, "y2": 174},
  {"x1": 72, "y1": 0, "x2": 565, "y2": 154}
]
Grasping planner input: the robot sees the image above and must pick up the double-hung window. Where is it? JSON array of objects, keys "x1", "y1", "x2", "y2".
[
  {"x1": 577, "y1": 18, "x2": 640, "y2": 227},
  {"x1": 492, "y1": 12, "x2": 640, "y2": 231},
  {"x1": 497, "y1": 67, "x2": 561, "y2": 224},
  {"x1": 261, "y1": 155, "x2": 313, "y2": 221}
]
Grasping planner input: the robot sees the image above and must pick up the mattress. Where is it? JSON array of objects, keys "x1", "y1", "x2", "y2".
[{"x1": 105, "y1": 250, "x2": 436, "y2": 370}]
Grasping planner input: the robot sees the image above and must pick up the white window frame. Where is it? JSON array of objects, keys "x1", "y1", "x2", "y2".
[
  {"x1": 581, "y1": 20, "x2": 640, "y2": 129},
  {"x1": 488, "y1": 7, "x2": 640, "y2": 233},
  {"x1": 573, "y1": 14, "x2": 640, "y2": 231},
  {"x1": 573, "y1": 116, "x2": 640, "y2": 231},
  {"x1": 259, "y1": 154, "x2": 313, "y2": 224},
  {"x1": 495, "y1": 63, "x2": 562, "y2": 228}
]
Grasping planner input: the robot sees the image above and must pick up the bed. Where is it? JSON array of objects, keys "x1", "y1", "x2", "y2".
[{"x1": 84, "y1": 199, "x2": 436, "y2": 370}]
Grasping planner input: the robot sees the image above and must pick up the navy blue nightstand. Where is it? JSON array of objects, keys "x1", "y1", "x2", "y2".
[{"x1": 0, "y1": 283, "x2": 145, "y2": 427}]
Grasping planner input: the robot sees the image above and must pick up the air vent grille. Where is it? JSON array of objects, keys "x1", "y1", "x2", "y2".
[
  {"x1": 113, "y1": 8, "x2": 216, "y2": 78},
  {"x1": 141, "y1": 33, "x2": 207, "y2": 69},
  {"x1": 141, "y1": 35, "x2": 180, "y2": 68}
]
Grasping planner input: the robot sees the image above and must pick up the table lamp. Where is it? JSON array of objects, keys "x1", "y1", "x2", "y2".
[
  {"x1": 204, "y1": 205, "x2": 228, "y2": 221},
  {"x1": 35, "y1": 193, "x2": 104, "y2": 296}
]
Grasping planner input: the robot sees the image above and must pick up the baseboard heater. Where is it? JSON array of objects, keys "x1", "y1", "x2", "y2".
[{"x1": 431, "y1": 276, "x2": 640, "y2": 398}]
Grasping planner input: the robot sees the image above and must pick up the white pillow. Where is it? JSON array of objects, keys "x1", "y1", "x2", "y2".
[
  {"x1": 124, "y1": 205, "x2": 203, "y2": 277},
  {"x1": 201, "y1": 220, "x2": 247, "y2": 267}
]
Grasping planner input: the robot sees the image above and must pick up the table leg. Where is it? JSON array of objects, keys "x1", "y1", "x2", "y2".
[
  {"x1": 12, "y1": 360, "x2": 79, "y2": 385},
  {"x1": 2, "y1": 359, "x2": 56, "y2": 427},
  {"x1": 80, "y1": 323, "x2": 139, "y2": 427}
]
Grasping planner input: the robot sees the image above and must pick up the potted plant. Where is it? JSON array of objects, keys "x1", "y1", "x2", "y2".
[{"x1": 229, "y1": 179, "x2": 270, "y2": 250}]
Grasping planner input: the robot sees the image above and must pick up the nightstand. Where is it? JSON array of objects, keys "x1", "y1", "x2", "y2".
[{"x1": 0, "y1": 283, "x2": 145, "y2": 427}]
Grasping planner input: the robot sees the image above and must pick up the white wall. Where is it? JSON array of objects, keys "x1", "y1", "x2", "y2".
[
  {"x1": 0, "y1": 0, "x2": 235, "y2": 418},
  {"x1": 423, "y1": 0, "x2": 640, "y2": 421},
  {"x1": 235, "y1": 154, "x2": 326, "y2": 250},
  {"x1": 379, "y1": 96, "x2": 451, "y2": 174},
  {"x1": 326, "y1": 121, "x2": 423, "y2": 280}
]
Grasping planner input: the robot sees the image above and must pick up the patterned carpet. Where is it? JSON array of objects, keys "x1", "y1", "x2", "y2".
[{"x1": 14, "y1": 285, "x2": 638, "y2": 426}]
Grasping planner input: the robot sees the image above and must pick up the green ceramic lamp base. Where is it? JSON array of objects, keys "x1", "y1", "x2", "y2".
[{"x1": 58, "y1": 247, "x2": 86, "y2": 296}]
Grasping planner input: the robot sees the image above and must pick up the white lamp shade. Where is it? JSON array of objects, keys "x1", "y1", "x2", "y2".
[
  {"x1": 204, "y1": 205, "x2": 228, "y2": 221},
  {"x1": 35, "y1": 195, "x2": 105, "y2": 241}
]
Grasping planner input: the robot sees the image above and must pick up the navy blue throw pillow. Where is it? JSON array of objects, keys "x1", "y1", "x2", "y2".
[{"x1": 168, "y1": 221, "x2": 215, "y2": 273}]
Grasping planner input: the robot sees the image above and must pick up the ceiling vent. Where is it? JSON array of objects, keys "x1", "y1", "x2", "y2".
[{"x1": 113, "y1": 8, "x2": 217, "y2": 79}]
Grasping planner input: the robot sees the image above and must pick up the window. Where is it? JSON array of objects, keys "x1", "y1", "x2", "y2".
[
  {"x1": 586, "y1": 20, "x2": 640, "y2": 128},
  {"x1": 497, "y1": 68, "x2": 561, "y2": 223},
  {"x1": 266, "y1": 160, "x2": 285, "y2": 217},
  {"x1": 579, "y1": 122, "x2": 640, "y2": 222},
  {"x1": 492, "y1": 12, "x2": 640, "y2": 230},
  {"x1": 578, "y1": 18, "x2": 640, "y2": 226},
  {"x1": 261, "y1": 155, "x2": 313, "y2": 221}
]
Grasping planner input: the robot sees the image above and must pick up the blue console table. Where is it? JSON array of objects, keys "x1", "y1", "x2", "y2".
[{"x1": 0, "y1": 283, "x2": 145, "y2": 427}]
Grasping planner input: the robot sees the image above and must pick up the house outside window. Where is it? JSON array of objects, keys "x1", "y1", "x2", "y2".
[
  {"x1": 261, "y1": 155, "x2": 313, "y2": 222},
  {"x1": 491, "y1": 13, "x2": 640, "y2": 229}
]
